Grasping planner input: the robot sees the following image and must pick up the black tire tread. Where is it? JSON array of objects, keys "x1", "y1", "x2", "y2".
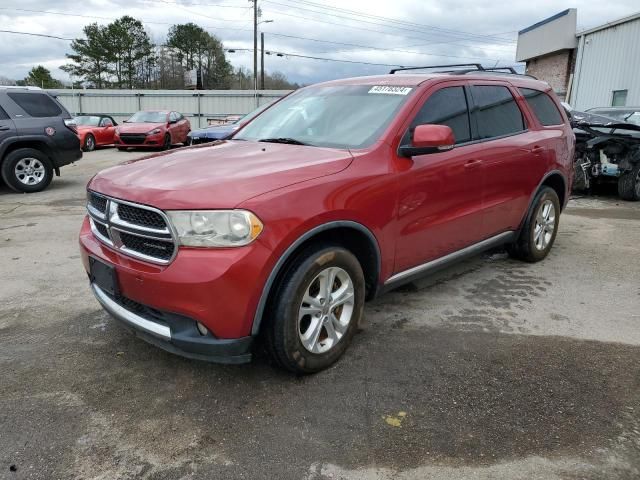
[
  {"x1": 1, "y1": 148, "x2": 53, "y2": 193},
  {"x1": 618, "y1": 163, "x2": 640, "y2": 201}
]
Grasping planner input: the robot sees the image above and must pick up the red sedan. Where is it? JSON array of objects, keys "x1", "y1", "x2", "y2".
[
  {"x1": 74, "y1": 115, "x2": 118, "y2": 152},
  {"x1": 115, "y1": 111, "x2": 191, "y2": 150}
]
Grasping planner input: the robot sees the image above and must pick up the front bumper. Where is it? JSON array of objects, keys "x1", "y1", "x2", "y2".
[
  {"x1": 79, "y1": 215, "x2": 273, "y2": 363},
  {"x1": 91, "y1": 283, "x2": 252, "y2": 363},
  {"x1": 115, "y1": 132, "x2": 164, "y2": 147}
]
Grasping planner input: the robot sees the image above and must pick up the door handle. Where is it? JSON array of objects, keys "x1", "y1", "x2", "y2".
[
  {"x1": 464, "y1": 159, "x2": 483, "y2": 169},
  {"x1": 532, "y1": 145, "x2": 544, "y2": 154}
]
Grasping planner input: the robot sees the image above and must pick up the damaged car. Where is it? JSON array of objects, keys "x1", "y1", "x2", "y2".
[{"x1": 569, "y1": 109, "x2": 640, "y2": 200}]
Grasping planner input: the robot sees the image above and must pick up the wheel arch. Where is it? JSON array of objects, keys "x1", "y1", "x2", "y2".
[
  {"x1": 517, "y1": 170, "x2": 567, "y2": 233},
  {"x1": 251, "y1": 220, "x2": 381, "y2": 336}
]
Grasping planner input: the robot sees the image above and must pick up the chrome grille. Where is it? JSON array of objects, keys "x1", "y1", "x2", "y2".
[{"x1": 87, "y1": 191, "x2": 176, "y2": 265}]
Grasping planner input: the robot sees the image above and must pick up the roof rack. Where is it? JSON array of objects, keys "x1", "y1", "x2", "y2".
[
  {"x1": 390, "y1": 63, "x2": 484, "y2": 74},
  {"x1": 389, "y1": 63, "x2": 536, "y2": 79}
]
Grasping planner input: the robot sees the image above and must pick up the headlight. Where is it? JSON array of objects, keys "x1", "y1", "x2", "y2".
[
  {"x1": 148, "y1": 128, "x2": 162, "y2": 135},
  {"x1": 167, "y1": 210, "x2": 263, "y2": 247}
]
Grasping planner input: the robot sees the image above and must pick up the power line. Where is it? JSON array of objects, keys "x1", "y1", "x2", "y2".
[
  {"x1": 0, "y1": 30, "x2": 72, "y2": 41},
  {"x1": 266, "y1": 32, "x2": 515, "y2": 59},
  {"x1": 263, "y1": 0, "x2": 515, "y2": 45},
  {"x1": 282, "y1": 0, "x2": 517, "y2": 44},
  {"x1": 226, "y1": 47, "x2": 417, "y2": 68}
]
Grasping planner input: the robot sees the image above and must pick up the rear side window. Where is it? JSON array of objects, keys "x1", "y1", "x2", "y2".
[
  {"x1": 7, "y1": 92, "x2": 62, "y2": 118},
  {"x1": 407, "y1": 86, "x2": 471, "y2": 144},
  {"x1": 521, "y1": 88, "x2": 563, "y2": 126},
  {"x1": 470, "y1": 86, "x2": 525, "y2": 139}
]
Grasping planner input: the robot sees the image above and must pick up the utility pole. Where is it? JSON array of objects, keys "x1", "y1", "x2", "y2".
[
  {"x1": 261, "y1": 32, "x2": 265, "y2": 90},
  {"x1": 253, "y1": 0, "x2": 258, "y2": 92}
]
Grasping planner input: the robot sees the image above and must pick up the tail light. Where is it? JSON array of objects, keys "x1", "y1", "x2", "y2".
[{"x1": 64, "y1": 119, "x2": 78, "y2": 134}]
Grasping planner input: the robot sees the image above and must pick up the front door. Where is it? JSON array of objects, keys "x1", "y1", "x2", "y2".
[{"x1": 393, "y1": 85, "x2": 484, "y2": 273}]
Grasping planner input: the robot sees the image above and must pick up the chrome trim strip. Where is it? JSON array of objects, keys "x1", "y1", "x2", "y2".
[
  {"x1": 91, "y1": 283, "x2": 172, "y2": 339},
  {"x1": 86, "y1": 190, "x2": 178, "y2": 265},
  {"x1": 89, "y1": 217, "x2": 114, "y2": 246},
  {"x1": 384, "y1": 231, "x2": 515, "y2": 285}
]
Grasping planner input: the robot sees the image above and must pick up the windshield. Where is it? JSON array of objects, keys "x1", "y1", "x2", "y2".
[
  {"x1": 127, "y1": 111, "x2": 167, "y2": 123},
  {"x1": 238, "y1": 101, "x2": 274, "y2": 124},
  {"x1": 589, "y1": 109, "x2": 640, "y2": 125},
  {"x1": 234, "y1": 85, "x2": 414, "y2": 149},
  {"x1": 74, "y1": 115, "x2": 101, "y2": 126}
]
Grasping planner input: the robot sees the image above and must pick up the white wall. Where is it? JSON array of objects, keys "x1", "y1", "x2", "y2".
[
  {"x1": 48, "y1": 89, "x2": 292, "y2": 128},
  {"x1": 570, "y1": 16, "x2": 640, "y2": 110},
  {"x1": 516, "y1": 9, "x2": 578, "y2": 62}
]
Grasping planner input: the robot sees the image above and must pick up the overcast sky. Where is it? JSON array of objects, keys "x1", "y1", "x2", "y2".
[{"x1": 1, "y1": 0, "x2": 639, "y2": 85}]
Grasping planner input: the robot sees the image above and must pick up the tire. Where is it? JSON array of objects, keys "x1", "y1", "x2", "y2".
[
  {"x1": 263, "y1": 244, "x2": 365, "y2": 374},
  {"x1": 162, "y1": 134, "x2": 171, "y2": 151},
  {"x1": 83, "y1": 134, "x2": 96, "y2": 152},
  {"x1": 508, "y1": 186, "x2": 560, "y2": 262},
  {"x1": 618, "y1": 163, "x2": 640, "y2": 201},
  {"x1": 1, "y1": 148, "x2": 54, "y2": 193}
]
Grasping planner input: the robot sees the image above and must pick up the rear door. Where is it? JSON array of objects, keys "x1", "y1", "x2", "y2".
[
  {"x1": 392, "y1": 83, "x2": 485, "y2": 273},
  {"x1": 466, "y1": 83, "x2": 545, "y2": 237}
]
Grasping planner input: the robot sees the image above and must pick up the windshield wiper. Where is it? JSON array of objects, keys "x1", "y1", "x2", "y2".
[{"x1": 258, "y1": 137, "x2": 310, "y2": 146}]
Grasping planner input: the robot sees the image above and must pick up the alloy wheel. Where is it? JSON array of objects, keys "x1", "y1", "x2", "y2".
[
  {"x1": 298, "y1": 267, "x2": 355, "y2": 354},
  {"x1": 533, "y1": 199, "x2": 556, "y2": 251},
  {"x1": 15, "y1": 158, "x2": 45, "y2": 186}
]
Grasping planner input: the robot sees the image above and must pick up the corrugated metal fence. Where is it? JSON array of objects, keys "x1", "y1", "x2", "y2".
[{"x1": 48, "y1": 89, "x2": 292, "y2": 128}]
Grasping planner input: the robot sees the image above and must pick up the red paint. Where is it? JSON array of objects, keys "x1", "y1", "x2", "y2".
[
  {"x1": 77, "y1": 124, "x2": 116, "y2": 147},
  {"x1": 79, "y1": 74, "x2": 574, "y2": 340},
  {"x1": 114, "y1": 111, "x2": 191, "y2": 148}
]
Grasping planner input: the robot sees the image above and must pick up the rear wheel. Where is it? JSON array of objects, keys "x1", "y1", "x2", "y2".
[
  {"x1": 264, "y1": 245, "x2": 365, "y2": 374},
  {"x1": 83, "y1": 134, "x2": 96, "y2": 152},
  {"x1": 618, "y1": 163, "x2": 640, "y2": 201},
  {"x1": 1, "y1": 148, "x2": 54, "y2": 193},
  {"x1": 508, "y1": 187, "x2": 560, "y2": 262}
]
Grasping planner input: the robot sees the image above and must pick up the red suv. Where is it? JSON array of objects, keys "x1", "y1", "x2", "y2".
[{"x1": 80, "y1": 67, "x2": 574, "y2": 373}]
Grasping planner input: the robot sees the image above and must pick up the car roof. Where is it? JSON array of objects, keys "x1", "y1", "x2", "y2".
[{"x1": 312, "y1": 73, "x2": 551, "y2": 91}]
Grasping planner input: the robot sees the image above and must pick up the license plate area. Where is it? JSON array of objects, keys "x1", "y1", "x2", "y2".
[{"x1": 89, "y1": 257, "x2": 118, "y2": 296}]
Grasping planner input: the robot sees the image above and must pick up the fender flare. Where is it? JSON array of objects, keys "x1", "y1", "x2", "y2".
[
  {"x1": 518, "y1": 169, "x2": 567, "y2": 232},
  {"x1": 250, "y1": 220, "x2": 381, "y2": 336}
]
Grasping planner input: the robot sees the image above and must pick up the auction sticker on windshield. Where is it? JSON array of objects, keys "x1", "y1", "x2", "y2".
[{"x1": 368, "y1": 86, "x2": 412, "y2": 95}]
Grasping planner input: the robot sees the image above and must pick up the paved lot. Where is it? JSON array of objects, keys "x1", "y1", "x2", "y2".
[{"x1": 1, "y1": 148, "x2": 639, "y2": 480}]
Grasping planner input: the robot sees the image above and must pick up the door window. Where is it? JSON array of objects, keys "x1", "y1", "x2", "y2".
[
  {"x1": 404, "y1": 86, "x2": 471, "y2": 144},
  {"x1": 520, "y1": 88, "x2": 563, "y2": 126},
  {"x1": 470, "y1": 86, "x2": 525, "y2": 139}
]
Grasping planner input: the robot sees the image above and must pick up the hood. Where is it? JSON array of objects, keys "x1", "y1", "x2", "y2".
[
  {"x1": 118, "y1": 122, "x2": 165, "y2": 134},
  {"x1": 89, "y1": 140, "x2": 354, "y2": 209},
  {"x1": 190, "y1": 123, "x2": 238, "y2": 139}
]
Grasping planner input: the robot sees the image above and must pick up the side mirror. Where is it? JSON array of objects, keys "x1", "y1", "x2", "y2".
[{"x1": 399, "y1": 124, "x2": 455, "y2": 157}]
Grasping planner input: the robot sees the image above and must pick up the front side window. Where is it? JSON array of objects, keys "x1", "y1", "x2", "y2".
[
  {"x1": 521, "y1": 88, "x2": 563, "y2": 126},
  {"x1": 234, "y1": 84, "x2": 415, "y2": 149},
  {"x1": 404, "y1": 86, "x2": 471, "y2": 144},
  {"x1": 8, "y1": 92, "x2": 62, "y2": 118},
  {"x1": 470, "y1": 85, "x2": 525, "y2": 139}
]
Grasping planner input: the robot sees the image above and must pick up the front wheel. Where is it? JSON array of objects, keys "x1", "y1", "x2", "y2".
[
  {"x1": 1, "y1": 148, "x2": 53, "y2": 193},
  {"x1": 162, "y1": 134, "x2": 171, "y2": 151},
  {"x1": 264, "y1": 245, "x2": 365, "y2": 374},
  {"x1": 83, "y1": 134, "x2": 96, "y2": 152},
  {"x1": 508, "y1": 186, "x2": 560, "y2": 262},
  {"x1": 618, "y1": 163, "x2": 640, "y2": 201}
]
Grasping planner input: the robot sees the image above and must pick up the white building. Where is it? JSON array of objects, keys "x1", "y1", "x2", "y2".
[{"x1": 516, "y1": 10, "x2": 640, "y2": 110}]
